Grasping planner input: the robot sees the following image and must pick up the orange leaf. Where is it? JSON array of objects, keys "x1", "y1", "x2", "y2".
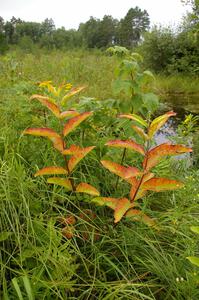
[
  {"x1": 132, "y1": 125, "x2": 149, "y2": 140},
  {"x1": 141, "y1": 177, "x2": 184, "y2": 192},
  {"x1": 106, "y1": 140, "x2": 145, "y2": 155},
  {"x1": 134, "y1": 189, "x2": 148, "y2": 201},
  {"x1": 59, "y1": 110, "x2": 79, "y2": 120},
  {"x1": 114, "y1": 198, "x2": 132, "y2": 223},
  {"x1": 47, "y1": 177, "x2": 72, "y2": 190},
  {"x1": 51, "y1": 136, "x2": 65, "y2": 152},
  {"x1": 101, "y1": 160, "x2": 141, "y2": 180},
  {"x1": 62, "y1": 226, "x2": 74, "y2": 239},
  {"x1": 24, "y1": 127, "x2": 60, "y2": 138},
  {"x1": 133, "y1": 172, "x2": 155, "y2": 200},
  {"x1": 63, "y1": 112, "x2": 92, "y2": 137},
  {"x1": 92, "y1": 197, "x2": 119, "y2": 209},
  {"x1": 125, "y1": 209, "x2": 155, "y2": 226},
  {"x1": 58, "y1": 215, "x2": 76, "y2": 225},
  {"x1": 61, "y1": 86, "x2": 87, "y2": 105},
  {"x1": 118, "y1": 114, "x2": 148, "y2": 127},
  {"x1": 148, "y1": 111, "x2": 176, "y2": 138},
  {"x1": 68, "y1": 146, "x2": 95, "y2": 172},
  {"x1": 144, "y1": 144, "x2": 193, "y2": 170},
  {"x1": 34, "y1": 166, "x2": 67, "y2": 177},
  {"x1": 62, "y1": 144, "x2": 82, "y2": 155},
  {"x1": 64, "y1": 215, "x2": 76, "y2": 225},
  {"x1": 76, "y1": 182, "x2": 100, "y2": 196},
  {"x1": 31, "y1": 94, "x2": 60, "y2": 118},
  {"x1": 23, "y1": 127, "x2": 65, "y2": 152}
]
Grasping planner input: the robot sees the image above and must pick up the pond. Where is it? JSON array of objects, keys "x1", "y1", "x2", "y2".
[
  {"x1": 161, "y1": 94, "x2": 199, "y2": 118},
  {"x1": 155, "y1": 94, "x2": 199, "y2": 145}
]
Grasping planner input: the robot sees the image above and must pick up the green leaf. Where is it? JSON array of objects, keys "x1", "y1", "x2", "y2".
[
  {"x1": 190, "y1": 226, "x2": 199, "y2": 234},
  {"x1": 0, "y1": 231, "x2": 12, "y2": 242},
  {"x1": 142, "y1": 70, "x2": 155, "y2": 84},
  {"x1": 12, "y1": 278, "x2": 24, "y2": 300},
  {"x1": 22, "y1": 276, "x2": 34, "y2": 300},
  {"x1": 47, "y1": 177, "x2": 72, "y2": 190},
  {"x1": 122, "y1": 60, "x2": 139, "y2": 74},
  {"x1": 142, "y1": 93, "x2": 159, "y2": 113},
  {"x1": 131, "y1": 52, "x2": 143, "y2": 62},
  {"x1": 113, "y1": 79, "x2": 133, "y2": 95},
  {"x1": 118, "y1": 113, "x2": 148, "y2": 127},
  {"x1": 187, "y1": 256, "x2": 199, "y2": 267},
  {"x1": 132, "y1": 94, "x2": 144, "y2": 113}
]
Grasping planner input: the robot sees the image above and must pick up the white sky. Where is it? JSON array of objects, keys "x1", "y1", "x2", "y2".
[{"x1": 0, "y1": 0, "x2": 190, "y2": 29}]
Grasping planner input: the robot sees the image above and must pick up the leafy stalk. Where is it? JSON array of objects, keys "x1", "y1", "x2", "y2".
[{"x1": 93, "y1": 111, "x2": 192, "y2": 225}]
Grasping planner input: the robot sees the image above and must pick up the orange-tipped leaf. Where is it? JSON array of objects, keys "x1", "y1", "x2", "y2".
[
  {"x1": 31, "y1": 94, "x2": 60, "y2": 118},
  {"x1": 61, "y1": 86, "x2": 86, "y2": 105},
  {"x1": 47, "y1": 177, "x2": 72, "y2": 190},
  {"x1": 118, "y1": 114, "x2": 148, "y2": 127},
  {"x1": 68, "y1": 146, "x2": 95, "y2": 172},
  {"x1": 63, "y1": 112, "x2": 92, "y2": 137},
  {"x1": 24, "y1": 127, "x2": 64, "y2": 152},
  {"x1": 144, "y1": 143, "x2": 192, "y2": 170},
  {"x1": 59, "y1": 110, "x2": 79, "y2": 119},
  {"x1": 62, "y1": 144, "x2": 82, "y2": 155},
  {"x1": 106, "y1": 140, "x2": 145, "y2": 155},
  {"x1": 24, "y1": 127, "x2": 60, "y2": 138},
  {"x1": 76, "y1": 183, "x2": 100, "y2": 196},
  {"x1": 35, "y1": 166, "x2": 67, "y2": 177},
  {"x1": 141, "y1": 177, "x2": 184, "y2": 192},
  {"x1": 125, "y1": 209, "x2": 155, "y2": 226},
  {"x1": 101, "y1": 160, "x2": 141, "y2": 180},
  {"x1": 114, "y1": 198, "x2": 132, "y2": 223},
  {"x1": 148, "y1": 111, "x2": 176, "y2": 138},
  {"x1": 92, "y1": 197, "x2": 119, "y2": 209},
  {"x1": 132, "y1": 125, "x2": 149, "y2": 140}
]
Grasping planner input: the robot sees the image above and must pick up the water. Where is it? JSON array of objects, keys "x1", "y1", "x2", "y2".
[
  {"x1": 155, "y1": 94, "x2": 199, "y2": 146},
  {"x1": 161, "y1": 94, "x2": 199, "y2": 117}
]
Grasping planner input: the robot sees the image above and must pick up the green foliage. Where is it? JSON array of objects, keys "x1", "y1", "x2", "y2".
[
  {"x1": 111, "y1": 46, "x2": 158, "y2": 114},
  {"x1": 139, "y1": 23, "x2": 199, "y2": 74},
  {"x1": 0, "y1": 6, "x2": 150, "y2": 52},
  {"x1": 187, "y1": 226, "x2": 199, "y2": 279},
  {"x1": 0, "y1": 32, "x2": 9, "y2": 54},
  {"x1": 0, "y1": 49, "x2": 199, "y2": 299},
  {"x1": 116, "y1": 7, "x2": 150, "y2": 47},
  {"x1": 92, "y1": 111, "x2": 192, "y2": 224},
  {"x1": 139, "y1": 26, "x2": 175, "y2": 73}
]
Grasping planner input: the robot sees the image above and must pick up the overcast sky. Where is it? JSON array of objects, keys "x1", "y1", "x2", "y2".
[{"x1": 1, "y1": 0, "x2": 190, "y2": 29}]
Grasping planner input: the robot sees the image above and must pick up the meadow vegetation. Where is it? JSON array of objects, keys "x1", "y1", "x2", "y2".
[{"x1": 0, "y1": 46, "x2": 199, "y2": 300}]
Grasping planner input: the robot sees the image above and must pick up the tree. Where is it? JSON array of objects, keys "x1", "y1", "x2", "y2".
[
  {"x1": 16, "y1": 21, "x2": 42, "y2": 43},
  {"x1": 41, "y1": 18, "x2": 55, "y2": 35},
  {"x1": 139, "y1": 26, "x2": 175, "y2": 73},
  {"x1": 96, "y1": 15, "x2": 118, "y2": 48},
  {"x1": 0, "y1": 17, "x2": 4, "y2": 33},
  {"x1": 78, "y1": 17, "x2": 101, "y2": 48},
  {"x1": 117, "y1": 7, "x2": 150, "y2": 48},
  {"x1": 181, "y1": 0, "x2": 199, "y2": 41}
]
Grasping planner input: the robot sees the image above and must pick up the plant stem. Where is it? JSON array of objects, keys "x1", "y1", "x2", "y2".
[
  {"x1": 115, "y1": 148, "x2": 127, "y2": 189},
  {"x1": 60, "y1": 120, "x2": 76, "y2": 192},
  {"x1": 129, "y1": 140, "x2": 150, "y2": 204}
]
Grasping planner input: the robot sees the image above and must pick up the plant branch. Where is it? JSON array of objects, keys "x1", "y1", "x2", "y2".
[{"x1": 115, "y1": 148, "x2": 127, "y2": 189}]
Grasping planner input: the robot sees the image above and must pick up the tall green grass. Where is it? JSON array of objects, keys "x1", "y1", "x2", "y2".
[{"x1": 0, "y1": 49, "x2": 199, "y2": 299}]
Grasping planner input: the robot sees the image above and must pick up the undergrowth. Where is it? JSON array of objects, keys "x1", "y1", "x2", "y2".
[{"x1": 0, "y1": 49, "x2": 199, "y2": 299}]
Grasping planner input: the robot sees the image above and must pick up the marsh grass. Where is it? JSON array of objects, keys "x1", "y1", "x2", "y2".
[{"x1": 0, "y1": 49, "x2": 199, "y2": 299}]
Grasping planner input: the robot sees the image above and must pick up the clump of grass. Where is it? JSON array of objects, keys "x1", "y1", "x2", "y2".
[{"x1": 155, "y1": 74, "x2": 199, "y2": 95}]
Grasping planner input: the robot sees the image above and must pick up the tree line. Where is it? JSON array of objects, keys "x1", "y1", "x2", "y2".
[
  {"x1": 0, "y1": 7, "x2": 149, "y2": 51},
  {"x1": 0, "y1": 1, "x2": 198, "y2": 74}
]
